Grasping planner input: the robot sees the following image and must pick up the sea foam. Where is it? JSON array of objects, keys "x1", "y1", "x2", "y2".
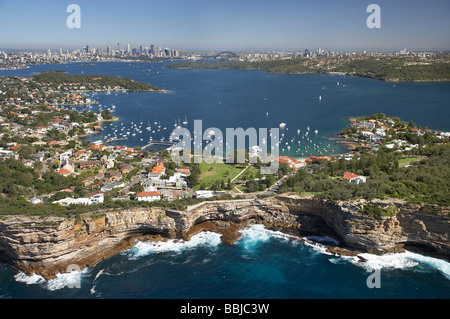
[
  {"x1": 14, "y1": 268, "x2": 90, "y2": 291},
  {"x1": 331, "y1": 251, "x2": 450, "y2": 280},
  {"x1": 237, "y1": 224, "x2": 300, "y2": 252},
  {"x1": 125, "y1": 231, "x2": 222, "y2": 259},
  {"x1": 239, "y1": 225, "x2": 450, "y2": 281}
]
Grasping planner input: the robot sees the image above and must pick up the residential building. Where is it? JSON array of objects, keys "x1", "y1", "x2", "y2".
[
  {"x1": 136, "y1": 191, "x2": 161, "y2": 202},
  {"x1": 195, "y1": 190, "x2": 214, "y2": 198},
  {"x1": 343, "y1": 171, "x2": 367, "y2": 184}
]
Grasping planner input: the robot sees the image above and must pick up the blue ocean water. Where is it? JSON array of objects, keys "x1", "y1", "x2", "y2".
[
  {"x1": 0, "y1": 62, "x2": 449, "y2": 299},
  {"x1": 0, "y1": 224, "x2": 449, "y2": 299}
]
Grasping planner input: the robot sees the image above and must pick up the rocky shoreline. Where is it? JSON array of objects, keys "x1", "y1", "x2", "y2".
[{"x1": 0, "y1": 194, "x2": 448, "y2": 279}]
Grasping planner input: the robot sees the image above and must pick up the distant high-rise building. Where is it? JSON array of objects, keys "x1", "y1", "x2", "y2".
[
  {"x1": 107, "y1": 46, "x2": 111, "y2": 55},
  {"x1": 85, "y1": 45, "x2": 89, "y2": 53},
  {"x1": 150, "y1": 44, "x2": 155, "y2": 54},
  {"x1": 126, "y1": 44, "x2": 131, "y2": 54}
]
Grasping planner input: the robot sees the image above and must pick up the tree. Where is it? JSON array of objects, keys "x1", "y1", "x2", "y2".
[
  {"x1": 53, "y1": 159, "x2": 61, "y2": 169},
  {"x1": 130, "y1": 183, "x2": 144, "y2": 193}
]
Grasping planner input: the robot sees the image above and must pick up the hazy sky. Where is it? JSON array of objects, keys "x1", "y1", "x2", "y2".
[{"x1": 0, "y1": 0, "x2": 449, "y2": 51}]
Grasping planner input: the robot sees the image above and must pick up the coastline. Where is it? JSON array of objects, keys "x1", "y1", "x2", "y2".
[{"x1": 1, "y1": 194, "x2": 448, "y2": 280}]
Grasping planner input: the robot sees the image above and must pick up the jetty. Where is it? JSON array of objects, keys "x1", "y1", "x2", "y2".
[
  {"x1": 104, "y1": 137, "x2": 128, "y2": 144},
  {"x1": 142, "y1": 141, "x2": 176, "y2": 150}
]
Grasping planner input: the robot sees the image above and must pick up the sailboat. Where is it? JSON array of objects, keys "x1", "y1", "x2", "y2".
[
  {"x1": 319, "y1": 95, "x2": 322, "y2": 101},
  {"x1": 182, "y1": 116, "x2": 188, "y2": 125}
]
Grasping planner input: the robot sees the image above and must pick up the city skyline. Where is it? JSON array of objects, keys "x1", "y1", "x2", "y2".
[{"x1": 0, "y1": 0, "x2": 449, "y2": 51}]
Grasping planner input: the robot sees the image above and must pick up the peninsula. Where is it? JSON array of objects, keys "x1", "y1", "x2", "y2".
[
  {"x1": 0, "y1": 97, "x2": 449, "y2": 279},
  {"x1": 31, "y1": 70, "x2": 162, "y2": 92},
  {"x1": 167, "y1": 56, "x2": 450, "y2": 82}
]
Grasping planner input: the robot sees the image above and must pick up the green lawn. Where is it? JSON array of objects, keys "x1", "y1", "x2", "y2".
[
  {"x1": 398, "y1": 157, "x2": 422, "y2": 165},
  {"x1": 196, "y1": 162, "x2": 245, "y2": 189}
]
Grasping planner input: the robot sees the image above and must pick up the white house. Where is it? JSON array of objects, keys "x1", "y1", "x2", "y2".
[
  {"x1": 53, "y1": 194, "x2": 104, "y2": 206},
  {"x1": 136, "y1": 191, "x2": 161, "y2": 202},
  {"x1": 101, "y1": 181, "x2": 125, "y2": 192},
  {"x1": 195, "y1": 190, "x2": 214, "y2": 198},
  {"x1": 343, "y1": 171, "x2": 367, "y2": 184},
  {"x1": 90, "y1": 193, "x2": 104, "y2": 204},
  {"x1": 53, "y1": 197, "x2": 91, "y2": 206},
  {"x1": 29, "y1": 197, "x2": 43, "y2": 205}
]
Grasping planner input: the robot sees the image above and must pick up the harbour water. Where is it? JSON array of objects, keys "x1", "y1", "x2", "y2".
[
  {"x1": 2, "y1": 61, "x2": 449, "y2": 158},
  {"x1": 0, "y1": 61, "x2": 449, "y2": 299}
]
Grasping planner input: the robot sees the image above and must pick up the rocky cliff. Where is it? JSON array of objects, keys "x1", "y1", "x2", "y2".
[
  {"x1": 276, "y1": 195, "x2": 449, "y2": 257},
  {"x1": 0, "y1": 195, "x2": 448, "y2": 279}
]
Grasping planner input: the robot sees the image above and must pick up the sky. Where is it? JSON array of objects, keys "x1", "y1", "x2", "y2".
[{"x1": 0, "y1": 0, "x2": 449, "y2": 52}]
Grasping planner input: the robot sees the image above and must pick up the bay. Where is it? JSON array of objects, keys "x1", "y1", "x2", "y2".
[
  {"x1": 1, "y1": 61, "x2": 449, "y2": 158},
  {"x1": 0, "y1": 61, "x2": 449, "y2": 299}
]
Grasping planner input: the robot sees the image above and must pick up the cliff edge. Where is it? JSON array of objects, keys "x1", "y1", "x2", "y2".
[{"x1": 0, "y1": 195, "x2": 448, "y2": 279}]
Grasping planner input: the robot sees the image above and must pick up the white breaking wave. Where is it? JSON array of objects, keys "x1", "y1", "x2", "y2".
[
  {"x1": 14, "y1": 272, "x2": 45, "y2": 285},
  {"x1": 306, "y1": 236, "x2": 340, "y2": 247},
  {"x1": 404, "y1": 251, "x2": 450, "y2": 280},
  {"x1": 238, "y1": 224, "x2": 301, "y2": 251},
  {"x1": 328, "y1": 251, "x2": 450, "y2": 281},
  {"x1": 240, "y1": 225, "x2": 450, "y2": 281},
  {"x1": 14, "y1": 268, "x2": 90, "y2": 291},
  {"x1": 303, "y1": 239, "x2": 334, "y2": 256},
  {"x1": 125, "y1": 231, "x2": 222, "y2": 259}
]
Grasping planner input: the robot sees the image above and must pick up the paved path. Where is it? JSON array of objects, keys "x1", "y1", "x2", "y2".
[{"x1": 230, "y1": 165, "x2": 250, "y2": 183}]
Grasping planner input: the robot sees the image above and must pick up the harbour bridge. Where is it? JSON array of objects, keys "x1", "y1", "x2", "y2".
[{"x1": 214, "y1": 51, "x2": 239, "y2": 59}]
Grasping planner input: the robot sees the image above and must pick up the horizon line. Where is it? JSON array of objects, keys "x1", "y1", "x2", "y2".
[{"x1": 2, "y1": 46, "x2": 450, "y2": 53}]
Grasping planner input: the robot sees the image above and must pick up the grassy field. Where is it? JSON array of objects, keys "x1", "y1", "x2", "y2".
[
  {"x1": 398, "y1": 157, "x2": 423, "y2": 166},
  {"x1": 196, "y1": 162, "x2": 246, "y2": 189}
]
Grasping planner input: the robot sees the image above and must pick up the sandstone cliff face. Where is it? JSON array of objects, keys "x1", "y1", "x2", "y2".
[
  {"x1": 276, "y1": 195, "x2": 449, "y2": 257},
  {"x1": 0, "y1": 200, "x2": 296, "y2": 279},
  {"x1": 0, "y1": 196, "x2": 448, "y2": 279},
  {"x1": 0, "y1": 207, "x2": 176, "y2": 279}
]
